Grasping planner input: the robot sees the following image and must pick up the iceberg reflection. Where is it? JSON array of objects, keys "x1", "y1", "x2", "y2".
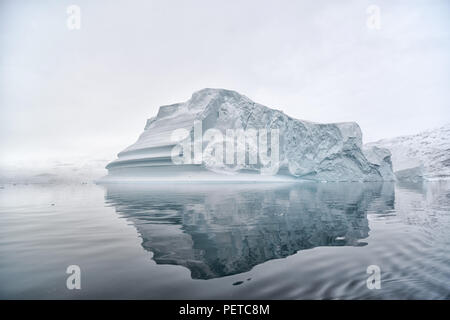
[{"x1": 103, "y1": 182, "x2": 394, "y2": 279}]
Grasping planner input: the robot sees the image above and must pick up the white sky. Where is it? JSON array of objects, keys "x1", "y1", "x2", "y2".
[{"x1": 1, "y1": 0, "x2": 449, "y2": 166}]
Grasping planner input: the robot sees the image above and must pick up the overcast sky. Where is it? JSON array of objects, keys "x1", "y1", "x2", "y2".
[{"x1": 1, "y1": 0, "x2": 449, "y2": 166}]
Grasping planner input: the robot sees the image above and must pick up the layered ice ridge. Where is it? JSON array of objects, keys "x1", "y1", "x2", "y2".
[{"x1": 104, "y1": 88, "x2": 394, "y2": 182}]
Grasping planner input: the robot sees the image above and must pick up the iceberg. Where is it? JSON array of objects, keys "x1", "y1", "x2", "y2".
[
  {"x1": 366, "y1": 124, "x2": 450, "y2": 181},
  {"x1": 102, "y1": 88, "x2": 394, "y2": 182}
]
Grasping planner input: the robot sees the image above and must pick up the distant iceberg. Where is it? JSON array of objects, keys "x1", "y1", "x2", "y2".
[
  {"x1": 366, "y1": 124, "x2": 450, "y2": 181},
  {"x1": 101, "y1": 88, "x2": 394, "y2": 182}
]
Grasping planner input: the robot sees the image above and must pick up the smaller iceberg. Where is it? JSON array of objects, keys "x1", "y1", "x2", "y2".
[{"x1": 366, "y1": 124, "x2": 450, "y2": 181}]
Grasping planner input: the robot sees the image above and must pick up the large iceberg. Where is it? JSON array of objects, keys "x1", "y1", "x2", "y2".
[{"x1": 102, "y1": 88, "x2": 394, "y2": 182}]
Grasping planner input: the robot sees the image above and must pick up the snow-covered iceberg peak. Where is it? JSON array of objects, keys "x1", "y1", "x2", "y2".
[
  {"x1": 103, "y1": 88, "x2": 394, "y2": 182},
  {"x1": 366, "y1": 124, "x2": 450, "y2": 181}
]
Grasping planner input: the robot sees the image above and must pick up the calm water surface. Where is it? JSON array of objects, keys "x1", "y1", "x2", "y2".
[{"x1": 0, "y1": 181, "x2": 449, "y2": 299}]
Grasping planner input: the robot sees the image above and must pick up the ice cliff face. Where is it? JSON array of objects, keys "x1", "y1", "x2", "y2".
[
  {"x1": 366, "y1": 124, "x2": 450, "y2": 181},
  {"x1": 104, "y1": 88, "x2": 394, "y2": 182}
]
